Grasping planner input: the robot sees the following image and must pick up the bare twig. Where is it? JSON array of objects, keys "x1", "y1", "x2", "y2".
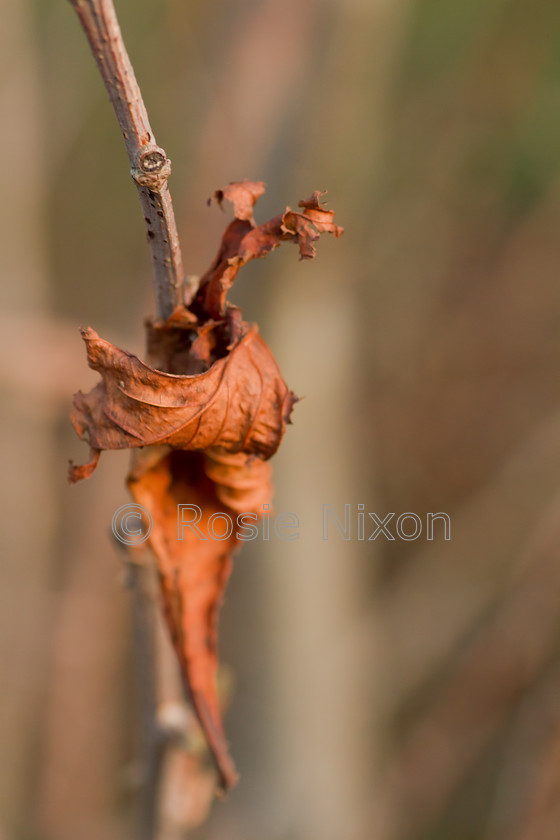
[
  {"x1": 68, "y1": 1, "x2": 190, "y2": 835},
  {"x1": 124, "y1": 550, "x2": 164, "y2": 840},
  {"x1": 69, "y1": 0, "x2": 184, "y2": 319},
  {"x1": 124, "y1": 549, "x2": 217, "y2": 838}
]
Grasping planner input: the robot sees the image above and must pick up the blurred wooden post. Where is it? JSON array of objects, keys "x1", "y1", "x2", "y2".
[{"x1": 0, "y1": 1, "x2": 52, "y2": 836}]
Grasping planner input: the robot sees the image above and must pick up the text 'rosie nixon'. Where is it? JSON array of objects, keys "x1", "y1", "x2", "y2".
[{"x1": 177, "y1": 504, "x2": 451, "y2": 542}]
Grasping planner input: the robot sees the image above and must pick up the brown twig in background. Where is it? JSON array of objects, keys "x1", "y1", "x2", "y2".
[
  {"x1": 69, "y1": 0, "x2": 184, "y2": 320},
  {"x1": 68, "y1": 0, "x2": 189, "y2": 835},
  {"x1": 123, "y1": 550, "x2": 163, "y2": 840},
  {"x1": 124, "y1": 549, "x2": 216, "y2": 840}
]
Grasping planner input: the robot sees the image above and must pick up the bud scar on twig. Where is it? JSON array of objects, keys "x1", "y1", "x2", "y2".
[{"x1": 131, "y1": 144, "x2": 172, "y2": 190}]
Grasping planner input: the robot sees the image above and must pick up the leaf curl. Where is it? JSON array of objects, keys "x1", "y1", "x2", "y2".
[
  {"x1": 69, "y1": 181, "x2": 341, "y2": 792},
  {"x1": 69, "y1": 323, "x2": 296, "y2": 482},
  {"x1": 198, "y1": 182, "x2": 343, "y2": 317}
]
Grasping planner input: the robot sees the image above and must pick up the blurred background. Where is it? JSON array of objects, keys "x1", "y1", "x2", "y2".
[{"x1": 2, "y1": 0, "x2": 560, "y2": 838}]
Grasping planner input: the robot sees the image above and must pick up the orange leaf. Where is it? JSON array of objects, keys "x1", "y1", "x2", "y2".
[
  {"x1": 198, "y1": 181, "x2": 343, "y2": 317},
  {"x1": 69, "y1": 322, "x2": 296, "y2": 481},
  {"x1": 69, "y1": 182, "x2": 341, "y2": 792},
  {"x1": 128, "y1": 450, "x2": 244, "y2": 792}
]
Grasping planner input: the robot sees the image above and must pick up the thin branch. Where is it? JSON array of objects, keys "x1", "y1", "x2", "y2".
[
  {"x1": 69, "y1": 0, "x2": 184, "y2": 319},
  {"x1": 68, "y1": 1, "x2": 189, "y2": 835},
  {"x1": 69, "y1": 0, "x2": 238, "y2": 825},
  {"x1": 124, "y1": 549, "x2": 216, "y2": 838},
  {"x1": 124, "y1": 550, "x2": 163, "y2": 840}
]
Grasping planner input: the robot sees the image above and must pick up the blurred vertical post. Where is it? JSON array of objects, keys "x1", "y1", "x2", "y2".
[
  {"x1": 0, "y1": 1, "x2": 53, "y2": 835},
  {"x1": 264, "y1": 2, "x2": 413, "y2": 837}
]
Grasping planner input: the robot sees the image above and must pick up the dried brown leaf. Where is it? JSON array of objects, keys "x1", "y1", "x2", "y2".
[
  {"x1": 209, "y1": 179, "x2": 266, "y2": 224},
  {"x1": 69, "y1": 323, "x2": 295, "y2": 481},
  {"x1": 69, "y1": 181, "x2": 341, "y2": 792},
  {"x1": 199, "y1": 181, "x2": 343, "y2": 317},
  {"x1": 129, "y1": 450, "x2": 241, "y2": 792}
]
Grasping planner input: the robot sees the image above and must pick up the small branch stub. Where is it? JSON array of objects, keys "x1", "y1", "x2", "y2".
[{"x1": 132, "y1": 144, "x2": 172, "y2": 191}]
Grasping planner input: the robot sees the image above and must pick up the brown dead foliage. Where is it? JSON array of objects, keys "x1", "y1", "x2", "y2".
[{"x1": 69, "y1": 181, "x2": 342, "y2": 791}]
